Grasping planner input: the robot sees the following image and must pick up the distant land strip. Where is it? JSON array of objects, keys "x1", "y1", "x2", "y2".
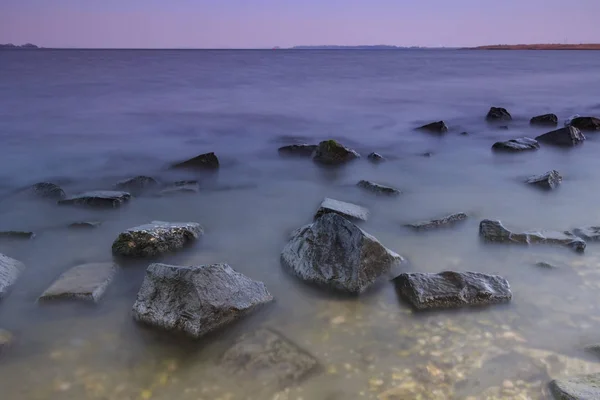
[{"x1": 471, "y1": 43, "x2": 600, "y2": 50}]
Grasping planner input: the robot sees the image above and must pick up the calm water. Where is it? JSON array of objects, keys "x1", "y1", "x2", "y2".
[{"x1": 2, "y1": 49, "x2": 600, "y2": 399}]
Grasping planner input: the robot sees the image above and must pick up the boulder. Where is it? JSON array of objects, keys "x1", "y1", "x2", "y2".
[
  {"x1": 58, "y1": 191, "x2": 131, "y2": 208},
  {"x1": 0, "y1": 231, "x2": 35, "y2": 240},
  {"x1": 171, "y1": 152, "x2": 219, "y2": 170},
  {"x1": 405, "y1": 212, "x2": 468, "y2": 230},
  {"x1": 278, "y1": 144, "x2": 318, "y2": 157},
  {"x1": 112, "y1": 221, "x2": 203, "y2": 257},
  {"x1": 312, "y1": 140, "x2": 360, "y2": 165},
  {"x1": 492, "y1": 137, "x2": 539, "y2": 152},
  {"x1": 0, "y1": 253, "x2": 25, "y2": 299},
  {"x1": 68, "y1": 221, "x2": 102, "y2": 229},
  {"x1": 132, "y1": 263, "x2": 273, "y2": 338},
  {"x1": 525, "y1": 170, "x2": 562, "y2": 190},
  {"x1": 393, "y1": 271, "x2": 512, "y2": 310},
  {"x1": 571, "y1": 227, "x2": 600, "y2": 242},
  {"x1": 0, "y1": 329, "x2": 12, "y2": 354},
  {"x1": 570, "y1": 116, "x2": 600, "y2": 131},
  {"x1": 417, "y1": 121, "x2": 448, "y2": 134},
  {"x1": 281, "y1": 213, "x2": 403, "y2": 293},
  {"x1": 157, "y1": 181, "x2": 200, "y2": 196},
  {"x1": 486, "y1": 107, "x2": 512, "y2": 121},
  {"x1": 39, "y1": 262, "x2": 117, "y2": 303},
  {"x1": 222, "y1": 329, "x2": 319, "y2": 389},
  {"x1": 314, "y1": 198, "x2": 369, "y2": 222},
  {"x1": 114, "y1": 176, "x2": 159, "y2": 195},
  {"x1": 549, "y1": 373, "x2": 600, "y2": 399},
  {"x1": 530, "y1": 113, "x2": 558, "y2": 126},
  {"x1": 357, "y1": 180, "x2": 401, "y2": 196},
  {"x1": 367, "y1": 152, "x2": 385, "y2": 162},
  {"x1": 479, "y1": 219, "x2": 586, "y2": 253},
  {"x1": 535, "y1": 126, "x2": 585, "y2": 147},
  {"x1": 29, "y1": 182, "x2": 66, "y2": 200}
]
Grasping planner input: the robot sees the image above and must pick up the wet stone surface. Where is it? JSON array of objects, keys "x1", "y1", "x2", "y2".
[
  {"x1": 526, "y1": 170, "x2": 562, "y2": 190},
  {"x1": 29, "y1": 182, "x2": 66, "y2": 200},
  {"x1": 357, "y1": 180, "x2": 401, "y2": 196},
  {"x1": 114, "y1": 176, "x2": 159, "y2": 195},
  {"x1": 39, "y1": 262, "x2": 118, "y2": 303},
  {"x1": 171, "y1": 152, "x2": 219, "y2": 170},
  {"x1": 405, "y1": 212, "x2": 468, "y2": 231},
  {"x1": 314, "y1": 198, "x2": 369, "y2": 221},
  {"x1": 68, "y1": 221, "x2": 102, "y2": 229},
  {"x1": 0, "y1": 231, "x2": 35, "y2": 240},
  {"x1": 536, "y1": 126, "x2": 586, "y2": 147},
  {"x1": 312, "y1": 140, "x2": 360, "y2": 165},
  {"x1": 58, "y1": 191, "x2": 131, "y2": 208},
  {"x1": 0, "y1": 253, "x2": 25, "y2": 299},
  {"x1": 112, "y1": 221, "x2": 203, "y2": 257},
  {"x1": 549, "y1": 372, "x2": 600, "y2": 399},
  {"x1": 492, "y1": 137, "x2": 540, "y2": 152}
]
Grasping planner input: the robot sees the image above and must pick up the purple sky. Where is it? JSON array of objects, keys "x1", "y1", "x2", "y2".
[{"x1": 2, "y1": 0, "x2": 599, "y2": 48}]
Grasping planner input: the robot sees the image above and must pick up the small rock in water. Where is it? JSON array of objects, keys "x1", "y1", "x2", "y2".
[
  {"x1": 157, "y1": 181, "x2": 200, "y2": 196},
  {"x1": 393, "y1": 271, "x2": 512, "y2": 310},
  {"x1": 314, "y1": 198, "x2": 369, "y2": 222},
  {"x1": 312, "y1": 140, "x2": 360, "y2": 165},
  {"x1": 416, "y1": 121, "x2": 448, "y2": 134},
  {"x1": 171, "y1": 152, "x2": 219, "y2": 170},
  {"x1": 479, "y1": 219, "x2": 586, "y2": 253},
  {"x1": 525, "y1": 170, "x2": 562, "y2": 190},
  {"x1": 535, "y1": 261, "x2": 559, "y2": 269},
  {"x1": 0, "y1": 231, "x2": 35, "y2": 240},
  {"x1": 0, "y1": 329, "x2": 13, "y2": 353},
  {"x1": 278, "y1": 144, "x2": 318, "y2": 157},
  {"x1": 492, "y1": 137, "x2": 539, "y2": 152},
  {"x1": 68, "y1": 221, "x2": 102, "y2": 229},
  {"x1": 549, "y1": 373, "x2": 600, "y2": 399},
  {"x1": 570, "y1": 116, "x2": 600, "y2": 131},
  {"x1": 486, "y1": 107, "x2": 512, "y2": 121},
  {"x1": 421, "y1": 151, "x2": 434, "y2": 157},
  {"x1": 112, "y1": 221, "x2": 203, "y2": 257},
  {"x1": 460, "y1": 131, "x2": 469, "y2": 136},
  {"x1": 367, "y1": 152, "x2": 385, "y2": 162},
  {"x1": 39, "y1": 262, "x2": 117, "y2": 303},
  {"x1": 571, "y1": 227, "x2": 600, "y2": 242},
  {"x1": 58, "y1": 191, "x2": 131, "y2": 208},
  {"x1": 535, "y1": 126, "x2": 585, "y2": 147},
  {"x1": 357, "y1": 180, "x2": 401, "y2": 196},
  {"x1": 132, "y1": 263, "x2": 273, "y2": 338},
  {"x1": 530, "y1": 113, "x2": 558, "y2": 126},
  {"x1": 281, "y1": 213, "x2": 403, "y2": 293},
  {"x1": 0, "y1": 253, "x2": 25, "y2": 300},
  {"x1": 114, "y1": 176, "x2": 159, "y2": 195},
  {"x1": 405, "y1": 212, "x2": 468, "y2": 230},
  {"x1": 29, "y1": 182, "x2": 66, "y2": 200}
]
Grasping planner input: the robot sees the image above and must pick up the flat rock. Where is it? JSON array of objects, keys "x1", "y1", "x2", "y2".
[
  {"x1": 171, "y1": 152, "x2": 219, "y2": 170},
  {"x1": 132, "y1": 263, "x2": 273, "y2": 338},
  {"x1": 281, "y1": 213, "x2": 403, "y2": 293},
  {"x1": 486, "y1": 107, "x2": 512, "y2": 121},
  {"x1": 58, "y1": 191, "x2": 131, "y2": 208},
  {"x1": 526, "y1": 170, "x2": 562, "y2": 190},
  {"x1": 536, "y1": 126, "x2": 585, "y2": 147},
  {"x1": 393, "y1": 271, "x2": 512, "y2": 310},
  {"x1": 479, "y1": 219, "x2": 586, "y2": 253},
  {"x1": 492, "y1": 137, "x2": 540, "y2": 152},
  {"x1": 68, "y1": 221, "x2": 102, "y2": 229},
  {"x1": 0, "y1": 329, "x2": 12, "y2": 353},
  {"x1": 39, "y1": 262, "x2": 117, "y2": 303},
  {"x1": 405, "y1": 212, "x2": 468, "y2": 230},
  {"x1": 570, "y1": 116, "x2": 600, "y2": 131},
  {"x1": 572, "y1": 227, "x2": 600, "y2": 242},
  {"x1": 367, "y1": 152, "x2": 385, "y2": 162},
  {"x1": 278, "y1": 144, "x2": 318, "y2": 157},
  {"x1": 112, "y1": 221, "x2": 203, "y2": 257},
  {"x1": 357, "y1": 180, "x2": 401, "y2": 196},
  {"x1": 417, "y1": 120, "x2": 448, "y2": 133},
  {"x1": 0, "y1": 231, "x2": 35, "y2": 240},
  {"x1": 222, "y1": 329, "x2": 319, "y2": 389},
  {"x1": 549, "y1": 373, "x2": 600, "y2": 399},
  {"x1": 114, "y1": 176, "x2": 159, "y2": 195},
  {"x1": 29, "y1": 182, "x2": 66, "y2": 200},
  {"x1": 0, "y1": 253, "x2": 25, "y2": 299},
  {"x1": 530, "y1": 113, "x2": 558, "y2": 126},
  {"x1": 312, "y1": 140, "x2": 360, "y2": 165},
  {"x1": 314, "y1": 198, "x2": 369, "y2": 222}
]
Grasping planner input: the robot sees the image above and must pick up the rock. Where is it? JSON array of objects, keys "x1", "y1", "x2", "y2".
[
  {"x1": 112, "y1": 221, "x2": 203, "y2": 257},
  {"x1": 417, "y1": 121, "x2": 448, "y2": 134},
  {"x1": 132, "y1": 263, "x2": 273, "y2": 338},
  {"x1": 357, "y1": 180, "x2": 401, "y2": 196},
  {"x1": 549, "y1": 373, "x2": 600, "y2": 399},
  {"x1": 114, "y1": 176, "x2": 159, "y2": 195},
  {"x1": 39, "y1": 262, "x2": 117, "y2": 303},
  {"x1": 312, "y1": 140, "x2": 360, "y2": 165},
  {"x1": 571, "y1": 227, "x2": 600, "y2": 242},
  {"x1": 421, "y1": 151, "x2": 434, "y2": 157},
  {"x1": 29, "y1": 182, "x2": 66, "y2": 200},
  {"x1": 492, "y1": 137, "x2": 540, "y2": 152},
  {"x1": 278, "y1": 144, "x2": 318, "y2": 157},
  {"x1": 460, "y1": 131, "x2": 469, "y2": 136},
  {"x1": 157, "y1": 181, "x2": 200, "y2": 196},
  {"x1": 530, "y1": 113, "x2": 558, "y2": 126},
  {"x1": 479, "y1": 219, "x2": 586, "y2": 253},
  {"x1": 0, "y1": 231, "x2": 35, "y2": 240},
  {"x1": 393, "y1": 271, "x2": 512, "y2": 310},
  {"x1": 535, "y1": 261, "x2": 559, "y2": 269},
  {"x1": 58, "y1": 191, "x2": 131, "y2": 208},
  {"x1": 570, "y1": 116, "x2": 600, "y2": 131},
  {"x1": 222, "y1": 329, "x2": 319, "y2": 389},
  {"x1": 525, "y1": 170, "x2": 562, "y2": 190},
  {"x1": 171, "y1": 152, "x2": 219, "y2": 170},
  {"x1": 68, "y1": 221, "x2": 102, "y2": 229},
  {"x1": 486, "y1": 107, "x2": 512, "y2": 121},
  {"x1": 565, "y1": 114, "x2": 581, "y2": 126},
  {"x1": 367, "y1": 152, "x2": 385, "y2": 162},
  {"x1": 584, "y1": 343, "x2": 600, "y2": 356},
  {"x1": 314, "y1": 198, "x2": 369, "y2": 222},
  {"x1": 0, "y1": 253, "x2": 25, "y2": 299},
  {"x1": 281, "y1": 213, "x2": 403, "y2": 293},
  {"x1": 405, "y1": 212, "x2": 468, "y2": 230},
  {"x1": 535, "y1": 126, "x2": 585, "y2": 147}
]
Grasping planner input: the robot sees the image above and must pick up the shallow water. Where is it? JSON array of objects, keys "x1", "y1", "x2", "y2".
[{"x1": 2, "y1": 49, "x2": 600, "y2": 399}]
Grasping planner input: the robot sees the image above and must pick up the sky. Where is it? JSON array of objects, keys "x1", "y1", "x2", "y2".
[{"x1": 1, "y1": 0, "x2": 599, "y2": 48}]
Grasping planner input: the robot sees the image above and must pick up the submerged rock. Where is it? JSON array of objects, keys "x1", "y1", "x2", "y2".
[
  {"x1": 112, "y1": 221, "x2": 203, "y2": 257},
  {"x1": 367, "y1": 152, "x2": 385, "y2": 162},
  {"x1": 312, "y1": 140, "x2": 360, "y2": 165},
  {"x1": 278, "y1": 144, "x2": 318, "y2": 157},
  {"x1": 357, "y1": 180, "x2": 401, "y2": 196},
  {"x1": 114, "y1": 176, "x2": 159, "y2": 195},
  {"x1": 222, "y1": 329, "x2": 319, "y2": 389},
  {"x1": 68, "y1": 221, "x2": 102, "y2": 229},
  {"x1": 0, "y1": 253, "x2": 25, "y2": 299},
  {"x1": 570, "y1": 116, "x2": 600, "y2": 131},
  {"x1": 492, "y1": 137, "x2": 540, "y2": 152},
  {"x1": 549, "y1": 373, "x2": 600, "y2": 399},
  {"x1": 0, "y1": 231, "x2": 35, "y2": 240},
  {"x1": 405, "y1": 212, "x2": 468, "y2": 230},
  {"x1": 314, "y1": 198, "x2": 369, "y2": 222},
  {"x1": 39, "y1": 262, "x2": 117, "y2": 303},
  {"x1": 565, "y1": 114, "x2": 581, "y2": 126},
  {"x1": 417, "y1": 121, "x2": 448, "y2": 133},
  {"x1": 29, "y1": 182, "x2": 66, "y2": 200},
  {"x1": 171, "y1": 152, "x2": 219, "y2": 170},
  {"x1": 393, "y1": 271, "x2": 512, "y2": 310},
  {"x1": 132, "y1": 263, "x2": 273, "y2": 338},
  {"x1": 0, "y1": 329, "x2": 12, "y2": 354},
  {"x1": 525, "y1": 170, "x2": 562, "y2": 190},
  {"x1": 58, "y1": 191, "x2": 131, "y2": 208},
  {"x1": 530, "y1": 113, "x2": 558, "y2": 126},
  {"x1": 572, "y1": 227, "x2": 600, "y2": 242},
  {"x1": 535, "y1": 126, "x2": 585, "y2": 147},
  {"x1": 157, "y1": 181, "x2": 200, "y2": 196},
  {"x1": 535, "y1": 261, "x2": 559, "y2": 269},
  {"x1": 281, "y1": 213, "x2": 403, "y2": 293},
  {"x1": 479, "y1": 219, "x2": 586, "y2": 253},
  {"x1": 486, "y1": 107, "x2": 512, "y2": 121}
]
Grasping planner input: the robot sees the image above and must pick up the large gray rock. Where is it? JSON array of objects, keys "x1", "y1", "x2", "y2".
[
  {"x1": 357, "y1": 180, "x2": 401, "y2": 196},
  {"x1": 486, "y1": 107, "x2": 512, "y2": 121},
  {"x1": 549, "y1": 373, "x2": 600, "y2": 399},
  {"x1": 312, "y1": 140, "x2": 360, "y2": 165},
  {"x1": 132, "y1": 263, "x2": 273, "y2": 338},
  {"x1": 492, "y1": 137, "x2": 539, "y2": 152},
  {"x1": 58, "y1": 191, "x2": 131, "y2": 208},
  {"x1": 405, "y1": 212, "x2": 468, "y2": 230},
  {"x1": 417, "y1": 121, "x2": 448, "y2": 134},
  {"x1": 530, "y1": 113, "x2": 558, "y2": 126},
  {"x1": 112, "y1": 221, "x2": 203, "y2": 257},
  {"x1": 572, "y1": 227, "x2": 600, "y2": 242},
  {"x1": 570, "y1": 116, "x2": 600, "y2": 131},
  {"x1": 278, "y1": 144, "x2": 318, "y2": 157},
  {"x1": 171, "y1": 152, "x2": 219, "y2": 170},
  {"x1": 479, "y1": 219, "x2": 586, "y2": 253},
  {"x1": 281, "y1": 213, "x2": 403, "y2": 293},
  {"x1": 0, "y1": 253, "x2": 25, "y2": 299},
  {"x1": 39, "y1": 262, "x2": 117, "y2": 303},
  {"x1": 29, "y1": 182, "x2": 66, "y2": 200},
  {"x1": 526, "y1": 170, "x2": 562, "y2": 190},
  {"x1": 393, "y1": 271, "x2": 512, "y2": 310},
  {"x1": 114, "y1": 176, "x2": 159, "y2": 195},
  {"x1": 536, "y1": 126, "x2": 586, "y2": 147},
  {"x1": 314, "y1": 198, "x2": 369, "y2": 221}
]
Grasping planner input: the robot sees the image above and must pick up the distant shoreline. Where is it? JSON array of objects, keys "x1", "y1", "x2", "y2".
[{"x1": 470, "y1": 44, "x2": 600, "y2": 50}]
